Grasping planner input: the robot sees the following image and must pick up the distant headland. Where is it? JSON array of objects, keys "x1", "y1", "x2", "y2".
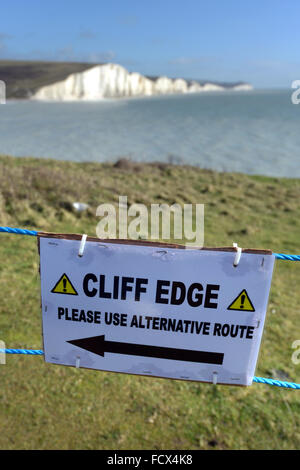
[{"x1": 0, "y1": 60, "x2": 253, "y2": 101}]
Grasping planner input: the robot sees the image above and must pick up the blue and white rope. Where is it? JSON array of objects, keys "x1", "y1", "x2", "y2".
[
  {"x1": 1, "y1": 225, "x2": 300, "y2": 389},
  {"x1": 252, "y1": 376, "x2": 300, "y2": 389},
  {"x1": 0, "y1": 226, "x2": 38, "y2": 236},
  {"x1": 0, "y1": 349, "x2": 43, "y2": 355},
  {"x1": 274, "y1": 253, "x2": 300, "y2": 261},
  {"x1": 2, "y1": 349, "x2": 299, "y2": 389},
  {"x1": 1, "y1": 226, "x2": 300, "y2": 261}
]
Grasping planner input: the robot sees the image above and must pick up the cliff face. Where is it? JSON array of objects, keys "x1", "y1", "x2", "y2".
[
  {"x1": 32, "y1": 63, "x2": 253, "y2": 101},
  {"x1": 0, "y1": 60, "x2": 97, "y2": 99}
]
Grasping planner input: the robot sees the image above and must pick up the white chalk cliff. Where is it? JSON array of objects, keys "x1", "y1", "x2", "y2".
[{"x1": 32, "y1": 63, "x2": 253, "y2": 101}]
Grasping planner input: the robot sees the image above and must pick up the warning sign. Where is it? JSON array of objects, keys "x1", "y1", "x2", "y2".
[
  {"x1": 227, "y1": 289, "x2": 255, "y2": 312},
  {"x1": 51, "y1": 273, "x2": 78, "y2": 296},
  {"x1": 38, "y1": 234, "x2": 275, "y2": 386}
]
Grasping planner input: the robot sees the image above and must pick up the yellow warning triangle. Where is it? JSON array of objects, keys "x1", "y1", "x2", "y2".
[
  {"x1": 51, "y1": 273, "x2": 78, "y2": 296},
  {"x1": 227, "y1": 289, "x2": 255, "y2": 312}
]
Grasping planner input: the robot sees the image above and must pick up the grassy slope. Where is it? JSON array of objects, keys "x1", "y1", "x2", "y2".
[{"x1": 0, "y1": 154, "x2": 299, "y2": 450}]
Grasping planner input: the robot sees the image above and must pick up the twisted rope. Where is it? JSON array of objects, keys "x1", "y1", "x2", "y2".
[
  {"x1": 252, "y1": 376, "x2": 300, "y2": 389},
  {"x1": 0, "y1": 349, "x2": 44, "y2": 355},
  {"x1": 1, "y1": 226, "x2": 300, "y2": 261},
  {"x1": 274, "y1": 253, "x2": 300, "y2": 261},
  {"x1": 1, "y1": 349, "x2": 299, "y2": 388},
  {"x1": 0, "y1": 226, "x2": 38, "y2": 236}
]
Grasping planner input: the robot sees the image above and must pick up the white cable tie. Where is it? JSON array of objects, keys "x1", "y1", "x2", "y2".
[
  {"x1": 78, "y1": 234, "x2": 87, "y2": 257},
  {"x1": 233, "y1": 242, "x2": 242, "y2": 267}
]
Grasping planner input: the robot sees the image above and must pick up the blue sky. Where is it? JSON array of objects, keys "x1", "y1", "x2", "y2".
[{"x1": 0, "y1": 0, "x2": 298, "y2": 87}]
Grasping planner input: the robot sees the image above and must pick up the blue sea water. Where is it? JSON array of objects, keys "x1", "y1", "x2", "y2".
[{"x1": 0, "y1": 89, "x2": 299, "y2": 177}]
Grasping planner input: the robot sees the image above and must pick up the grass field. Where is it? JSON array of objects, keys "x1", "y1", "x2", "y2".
[{"x1": 0, "y1": 154, "x2": 299, "y2": 450}]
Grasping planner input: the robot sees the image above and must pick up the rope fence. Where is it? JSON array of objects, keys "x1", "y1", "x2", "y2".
[
  {"x1": 0, "y1": 349, "x2": 44, "y2": 355},
  {"x1": 1, "y1": 225, "x2": 299, "y2": 389}
]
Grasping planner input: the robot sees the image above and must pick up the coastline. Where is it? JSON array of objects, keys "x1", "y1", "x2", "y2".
[{"x1": 0, "y1": 59, "x2": 253, "y2": 100}]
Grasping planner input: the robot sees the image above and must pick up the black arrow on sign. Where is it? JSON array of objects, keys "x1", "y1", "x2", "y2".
[{"x1": 67, "y1": 335, "x2": 224, "y2": 365}]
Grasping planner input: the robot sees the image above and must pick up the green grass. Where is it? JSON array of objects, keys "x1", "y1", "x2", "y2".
[{"x1": 0, "y1": 154, "x2": 300, "y2": 449}]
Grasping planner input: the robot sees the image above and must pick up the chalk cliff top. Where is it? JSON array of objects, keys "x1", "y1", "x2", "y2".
[{"x1": 0, "y1": 60, "x2": 253, "y2": 100}]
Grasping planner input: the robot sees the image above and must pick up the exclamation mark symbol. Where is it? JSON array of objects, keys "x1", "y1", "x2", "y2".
[
  {"x1": 240, "y1": 294, "x2": 245, "y2": 309},
  {"x1": 63, "y1": 277, "x2": 67, "y2": 293}
]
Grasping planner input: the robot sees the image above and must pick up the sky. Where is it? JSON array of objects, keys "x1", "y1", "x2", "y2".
[{"x1": 0, "y1": 0, "x2": 299, "y2": 88}]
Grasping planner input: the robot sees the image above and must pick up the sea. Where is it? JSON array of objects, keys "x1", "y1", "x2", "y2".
[{"x1": 0, "y1": 89, "x2": 299, "y2": 177}]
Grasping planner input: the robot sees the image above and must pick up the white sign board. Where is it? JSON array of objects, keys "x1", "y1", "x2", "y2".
[{"x1": 38, "y1": 234, "x2": 275, "y2": 386}]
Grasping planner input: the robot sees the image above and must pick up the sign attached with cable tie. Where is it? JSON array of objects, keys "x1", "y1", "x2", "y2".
[{"x1": 38, "y1": 233, "x2": 275, "y2": 386}]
